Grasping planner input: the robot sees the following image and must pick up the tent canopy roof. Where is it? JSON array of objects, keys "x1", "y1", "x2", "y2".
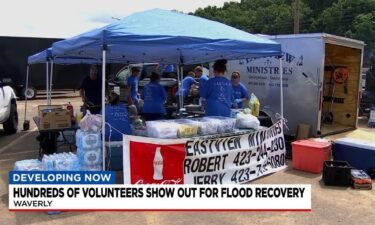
[
  {"x1": 52, "y1": 9, "x2": 282, "y2": 65},
  {"x1": 27, "y1": 48, "x2": 104, "y2": 64}
]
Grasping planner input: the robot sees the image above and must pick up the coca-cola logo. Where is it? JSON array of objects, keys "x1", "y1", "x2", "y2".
[{"x1": 135, "y1": 178, "x2": 183, "y2": 185}]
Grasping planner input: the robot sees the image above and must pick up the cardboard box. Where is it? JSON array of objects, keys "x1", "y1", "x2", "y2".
[
  {"x1": 38, "y1": 105, "x2": 71, "y2": 130},
  {"x1": 296, "y1": 123, "x2": 312, "y2": 140}
]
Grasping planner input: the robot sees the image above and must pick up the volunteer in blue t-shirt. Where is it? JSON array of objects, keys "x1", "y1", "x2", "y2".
[
  {"x1": 141, "y1": 72, "x2": 167, "y2": 121},
  {"x1": 175, "y1": 71, "x2": 198, "y2": 110},
  {"x1": 231, "y1": 71, "x2": 249, "y2": 109},
  {"x1": 126, "y1": 67, "x2": 141, "y2": 105},
  {"x1": 200, "y1": 59, "x2": 233, "y2": 117},
  {"x1": 194, "y1": 66, "x2": 209, "y2": 96},
  {"x1": 104, "y1": 92, "x2": 132, "y2": 141}
]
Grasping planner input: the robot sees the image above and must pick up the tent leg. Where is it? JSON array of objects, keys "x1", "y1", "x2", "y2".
[
  {"x1": 102, "y1": 50, "x2": 106, "y2": 171},
  {"x1": 176, "y1": 64, "x2": 180, "y2": 113},
  {"x1": 49, "y1": 60, "x2": 54, "y2": 105},
  {"x1": 23, "y1": 65, "x2": 30, "y2": 131},
  {"x1": 180, "y1": 65, "x2": 184, "y2": 112},
  {"x1": 176, "y1": 64, "x2": 184, "y2": 115},
  {"x1": 45, "y1": 61, "x2": 50, "y2": 105},
  {"x1": 279, "y1": 58, "x2": 284, "y2": 119}
]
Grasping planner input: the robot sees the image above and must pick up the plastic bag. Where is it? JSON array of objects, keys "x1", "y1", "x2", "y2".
[
  {"x1": 204, "y1": 117, "x2": 236, "y2": 133},
  {"x1": 249, "y1": 93, "x2": 260, "y2": 117},
  {"x1": 128, "y1": 104, "x2": 138, "y2": 116},
  {"x1": 79, "y1": 111, "x2": 102, "y2": 132},
  {"x1": 146, "y1": 120, "x2": 180, "y2": 138},
  {"x1": 236, "y1": 113, "x2": 260, "y2": 129},
  {"x1": 174, "y1": 119, "x2": 199, "y2": 138},
  {"x1": 193, "y1": 118, "x2": 220, "y2": 135}
]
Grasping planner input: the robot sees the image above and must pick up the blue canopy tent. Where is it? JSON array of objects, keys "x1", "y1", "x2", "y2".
[
  {"x1": 23, "y1": 48, "x2": 106, "y2": 127},
  {"x1": 52, "y1": 9, "x2": 281, "y2": 64},
  {"x1": 49, "y1": 9, "x2": 284, "y2": 170}
]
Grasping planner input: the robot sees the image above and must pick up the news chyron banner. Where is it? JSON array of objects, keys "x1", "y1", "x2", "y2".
[
  {"x1": 9, "y1": 120, "x2": 311, "y2": 211},
  {"x1": 9, "y1": 171, "x2": 311, "y2": 210},
  {"x1": 123, "y1": 120, "x2": 287, "y2": 185}
]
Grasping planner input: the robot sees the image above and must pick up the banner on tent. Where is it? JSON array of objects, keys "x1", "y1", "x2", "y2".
[{"x1": 123, "y1": 120, "x2": 287, "y2": 184}]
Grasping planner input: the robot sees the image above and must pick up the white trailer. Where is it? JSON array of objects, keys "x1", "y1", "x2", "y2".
[{"x1": 226, "y1": 33, "x2": 364, "y2": 136}]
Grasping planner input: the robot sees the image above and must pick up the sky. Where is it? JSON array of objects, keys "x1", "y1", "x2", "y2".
[{"x1": 0, "y1": 0, "x2": 238, "y2": 39}]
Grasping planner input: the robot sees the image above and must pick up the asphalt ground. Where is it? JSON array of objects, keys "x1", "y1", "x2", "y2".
[{"x1": 0, "y1": 91, "x2": 374, "y2": 225}]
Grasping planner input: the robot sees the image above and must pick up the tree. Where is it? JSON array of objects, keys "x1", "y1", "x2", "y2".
[{"x1": 194, "y1": 0, "x2": 375, "y2": 61}]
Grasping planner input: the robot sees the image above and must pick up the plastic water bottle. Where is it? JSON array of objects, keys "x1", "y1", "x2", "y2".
[
  {"x1": 76, "y1": 129, "x2": 83, "y2": 149},
  {"x1": 69, "y1": 153, "x2": 80, "y2": 171}
]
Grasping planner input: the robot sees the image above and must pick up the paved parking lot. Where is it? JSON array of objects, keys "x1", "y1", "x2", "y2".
[{"x1": 0, "y1": 91, "x2": 375, "y2": 225}]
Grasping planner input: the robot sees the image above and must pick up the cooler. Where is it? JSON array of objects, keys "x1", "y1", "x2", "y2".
[
  {"x1": 333, "y1": 138, "x2": 375, "y2": 173},
  {"x1": 105, "y1": 141, "x2": 123, "y2": 171},
  {"x1": 292, "y1": 139, "x2": 332, "y2": 173}
]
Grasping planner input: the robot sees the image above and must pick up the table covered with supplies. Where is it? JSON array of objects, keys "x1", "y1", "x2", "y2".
[{"x1": 122, "y1": 119, "x2": 287, "y2": 184}]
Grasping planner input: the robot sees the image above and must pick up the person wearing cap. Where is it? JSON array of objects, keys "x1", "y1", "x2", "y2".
[
  {"x1": 127, "y1": 67, "x2": 141, "y2": 105},
  {"x1": 175, "y1": 71, "x2": 198, "y2": 111},
  {"x1": 104, "y1": 91, "x2": 132, "y2": 141},
  {"x1": 140, "y1": 72, "x2": 167, "y2": 121},
  {"x1": 231, "y1": 71, "x2": 249, "y2": 109},
  {"x1": 200, "y1": 59, "x2": 233, "y2": 117},
  {"x1": 80, "y1": 65, "x2": 102, "y2": 114}
]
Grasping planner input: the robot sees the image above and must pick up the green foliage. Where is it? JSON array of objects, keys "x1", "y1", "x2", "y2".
[{"x1": 194, "y1": 0, "x2": 375, "y2": 57}]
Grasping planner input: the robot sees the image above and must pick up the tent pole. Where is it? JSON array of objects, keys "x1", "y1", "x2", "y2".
[
  {"x1": 24, "y1": 65, "x2": 30, "y2": 122},
  {"x1": 180, "y1": 65, "x2": 184, "y2": 112},
  {"x1": 46, "y1": 61, "x2": 50, "y2": 105},
  {"x1": 49, "y1": 59, "x2": 54, "y2": 105},
  {"x1": 102, "y1": 48, "x2": 107, "y2": 171},
  {"x1": 176, "y1": 64, "x2": 181, "y2": 114},
  {"x1": 279, "y1": 57, "x2": 284, "y2": 119}
]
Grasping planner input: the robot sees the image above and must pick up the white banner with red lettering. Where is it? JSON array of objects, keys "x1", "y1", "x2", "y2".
[{"x1": 123, "y1": 120, "x2": 287, "y2": 184}]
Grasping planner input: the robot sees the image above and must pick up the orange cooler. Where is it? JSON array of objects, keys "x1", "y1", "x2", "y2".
[{"x1": 292, "y1": 139, "x2": 332, "y2": 173}]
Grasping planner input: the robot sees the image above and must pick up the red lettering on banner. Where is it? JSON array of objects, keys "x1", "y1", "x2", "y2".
[{"x1": 134, "y1": 179, "x2": 182, "y2": 184}]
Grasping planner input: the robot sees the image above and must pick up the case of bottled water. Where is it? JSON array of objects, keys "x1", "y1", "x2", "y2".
[
  {"x1": 41, "y1": 152, "x2": 79, "y2": 171},
  {"x1": 13, "y1": 159, "x2": 43, "y2": 171},
  {"x1": 76, "y1": 129, "x2": 103, "y2": 171}
]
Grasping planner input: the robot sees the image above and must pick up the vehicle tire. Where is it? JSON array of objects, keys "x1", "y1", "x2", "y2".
[
  {"x1": 20, "y1": 87, "x2": 37, "y2": 99},
  {"x1": 3, "y1": 103, "x2": 18, "y2": 134}
]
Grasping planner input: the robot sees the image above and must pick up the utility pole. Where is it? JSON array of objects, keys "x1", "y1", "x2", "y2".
[{"x1": 294, "y1": 0, "x2": 300, "y2": 34}]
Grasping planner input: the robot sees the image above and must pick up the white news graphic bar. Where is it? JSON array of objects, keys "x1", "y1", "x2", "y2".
[{"x1": 9, "y1": 184, "x2": 311, "y2": 211}]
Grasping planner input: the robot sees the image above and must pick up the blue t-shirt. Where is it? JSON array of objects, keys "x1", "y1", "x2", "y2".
[
  {"x1": 199, "y1": 74, "x2": 209, "y2": 96},
  {"x1": 200, "y1": 76, "x2": 233, "y2": 117},
  {"x1": 164, "y1": 64, "x2": 174, "y2": 73},
  {"x1": 127, "y1": 75, "x2": 139, "y2": 102},
  {"x1": 141, "y1": 81, "x2": 167, "y2": 114},
  {"x1": 81, "y1": 76, "x2": 102, "y2": 104},
  {"x1": 176, "y1": 76, "x2": 196, "y2": 97},
  {"x1": 232, "y1": 83, "x2": 249, "y2": 108},
  {"x1": 104, "y1": 104, "x2": 132, "y2": 141}
]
